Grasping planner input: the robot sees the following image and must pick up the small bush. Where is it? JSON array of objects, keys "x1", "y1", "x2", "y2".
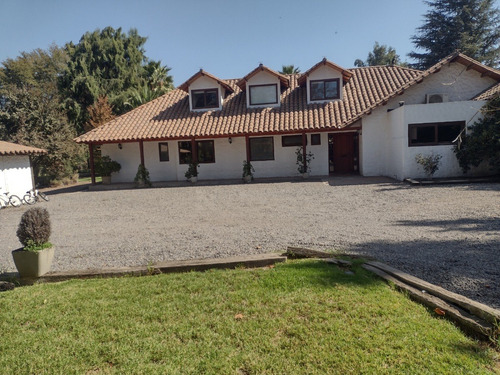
[
  {"x1": 134, "y1": 164, "x2": 152, "y2": 187},
  {"x1": 16, "y1": 207, "x2": 51, "y2": 249},
  {"x1": 415, "y1": 153, "x2": 442, "y2": 177}
]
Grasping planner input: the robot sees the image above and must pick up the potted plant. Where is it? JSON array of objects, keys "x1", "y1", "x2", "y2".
[
  {"x1": 12, "y1": 207, "x2": 54, "y2": 278},
  {"x1": 242, "y1": 160, "x2": 255, "y2": 183},
  {"x1": 134, "y1": 164, "x2": 152, "y2": 187},
  {"x1": 185, "y1": 161, "x2": 199, "y2": 183},
  {"x1": 95, "y1": 155, "x2": 121, "y2": 184},
  {"x1": 296, "y1": 147, "x2": 314, "y2": 178}
]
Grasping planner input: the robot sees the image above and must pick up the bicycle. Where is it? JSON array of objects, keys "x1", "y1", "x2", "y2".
[
  {"x1": 0, "y1": 190, "x2": 23, "y2": 209},
  {"x1": 23, "y1": 187, "x2": 49, "y2": 205}
]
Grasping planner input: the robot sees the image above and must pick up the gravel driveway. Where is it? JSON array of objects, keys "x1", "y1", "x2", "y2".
[{"x1": 1, "y1": 177, "x2": 499, "y2": 308}]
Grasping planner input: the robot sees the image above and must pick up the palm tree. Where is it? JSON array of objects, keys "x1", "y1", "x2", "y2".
[{"x1": 279, "y1": 65, "x2": 301, "y2": 74}]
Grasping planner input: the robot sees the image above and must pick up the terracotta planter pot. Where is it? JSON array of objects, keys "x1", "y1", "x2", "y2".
[
  {"x1": 102, "y1": 176, "x2": 111, "y2": 184},
  {"x1": 12, "y1": 247, "x2": 54, "y2": 278}
]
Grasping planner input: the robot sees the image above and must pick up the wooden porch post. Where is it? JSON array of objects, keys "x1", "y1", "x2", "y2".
[
  {"x1": 191, "y1": 138, "x2": 198, "y2": 163},
  {"x1": 245, "y1": 135, "x2": 251, "y2": 162},
  {"x1": 89, "y1": 143, "x2": 96, "y2": 185},
  {"x1": 302, "y1": 132, "x2": 307, "y2": 172},
  {"x1": 139, "y1": 140, "x2": 145, "y2": 167}
]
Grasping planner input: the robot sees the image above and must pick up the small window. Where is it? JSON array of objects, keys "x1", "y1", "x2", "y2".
[
  {"x1": 249, "y1": 84, "x2": 278, "y2": 105},
  {"x1": 311, "y1": 134, "x2": 321, "y2": 145},
  {"x1": 192, "y1": 89, "x2": 219, "y2": 109},
  {"x1": 197, "y1": 140, "x2": 215, "y2": 163},
  {"x1": 159, "y1": 143, "x2": 169, "y2": 162},
  {"x1": 282, "y1": 135, "x2": 305, "y2": 147},
  {"x1": 178, "y1": 141, "x2": 192, "y2": 164},
  {"x1": 310, "y1": 79, "x2": 339, "y2": 101},
  {"x1": 249, "y1": 137, "x2": 274, "y2": 161},
  {"x1": 409, "y1": 121, "x2": 465, "y2": 146}
]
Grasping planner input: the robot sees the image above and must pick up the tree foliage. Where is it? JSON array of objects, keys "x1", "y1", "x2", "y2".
[
  {"x1": 279, "y1": 65, "x2": 301, "y2": 74},
  {"x1": 86, "y1": 96, "x2": 115, "y2": 130},
  {"x1": 59, "y1": 27, "x2": 173, "y2": 132},
  {"x1": 354, "y1": 42, "x2": 405, "y2": 67},
  {"x1": 409, "y1": 0, "x2": 500, "y2": 69},
  {"x1": 0, "y1": 46, "x2": 84, "y2": 183},
  {"x1": 454, "y1": 95, "x2": 500, "y2": 174}
]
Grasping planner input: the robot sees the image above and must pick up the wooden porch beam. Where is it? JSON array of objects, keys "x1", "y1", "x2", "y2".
[
  {"x1": 302, "y1": 132, "x2": 307, "y2": 172},
  {"x1": 89, "y1": 143, "x2": 96, "y2": 185},
  {"x1": 139, "y1": 140, "x2": 145, "y2": 166}
]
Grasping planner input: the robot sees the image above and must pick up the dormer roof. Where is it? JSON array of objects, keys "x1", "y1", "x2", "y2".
[
  {"x1": 298, "y1": 58, "x2": 353, "y2": 86},
  {"x1": 236, "y1": 64, "x2": 290, "y2": 90},
  {"x1": 178, "y1": 69, "x2": 234, "y2": 94}
]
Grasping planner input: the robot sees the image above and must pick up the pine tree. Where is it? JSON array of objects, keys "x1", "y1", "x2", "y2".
[{"x1": 410, "y1": 0, "x2": 500, "y2": 69}]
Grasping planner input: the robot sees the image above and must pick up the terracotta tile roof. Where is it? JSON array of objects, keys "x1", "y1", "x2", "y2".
[
  {"x1": 74, "y1": 53, "x2": 499, "y2": 145},
  {"x1": 473, "y1": 82, "x2": 500, "y2": 101},
  {"x1": 236, "y1": 64, "x2": 289, "y2": 90},
  {"x1": 0, "y1": 141, "x2": 46, "y2": 156},
  {"x1": 178, "y1": 70, "x2": 234, "y2": 94}
]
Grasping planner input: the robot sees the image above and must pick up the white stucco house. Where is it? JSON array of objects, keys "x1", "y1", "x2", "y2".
[
  {"x1": 0, "y1": 141, "x2": 46, "y2": 197},
  {"x1": 75, "y1": 52, "x2": 500, "y2": 183}
]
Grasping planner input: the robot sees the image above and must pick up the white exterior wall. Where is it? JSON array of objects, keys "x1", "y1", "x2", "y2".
[
  {"x1": 245, "y1": 71, "x2": 281, "y2": 108},
  {"x1": 251, "y1": 134, "x2": 328, "y2": 178},
  {"x1": 0, "y1": 155, "x2": 34, "y2": 198},
  {"x1": 360, "y1": 101, "x2": 487, "y2": 180},
  {"x1": 188, "y1": 76, "x2": 224, "y2": 112},
  {"x1": 306, "y1": 65, "x2": 343, "y2": 104},
  {"x1": 396, "y1": 63, "x2": 496, "y2": 105},
  {"x1": 101, "y1": 132, "x2": 330, "y2": 183}
]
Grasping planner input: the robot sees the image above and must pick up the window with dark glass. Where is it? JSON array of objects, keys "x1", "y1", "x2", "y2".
[
  {"x1": 310, "y1": 79, "x2": 339, "y2": 101},
  {"x1": 178, "y1": 141, "x2": 192, "y2": 164},
  {"x1": 159, "y1": 143, "x2": 169, "y2": 162},
  {"x1": 178, "y1": 140, "x2": 215, "y2": 164},
  {"x1": 197, "y1": 140, "x2": 215, "y2": 163},
  {"x1": 409, "y1": 121, "x2": 465, "y2": 146},
  {"x1": 311, "y1": 134, "x2": 321, "y2": 145},
  {"x1": 191, "y1": 89, "x2": 219, "y2": 109},
  {"x1": 249, "y1": 84, "x2": 278, "y2": 105},
  {"x1": 249, "y1": 137, "x2": 274, "y2": 161},
  {"x1": 282, "y1": 135, "x2": 305, "y2": 147}
]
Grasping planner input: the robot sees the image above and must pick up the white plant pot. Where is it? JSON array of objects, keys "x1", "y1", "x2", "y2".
[
  {"x1": 301, "y1": 172, "x2": 310, "y2": 179},
  {"x1": 243, "y1": 175, "x2": 252, "y2": 183},
  {"x1": 189, "y1": 176, "x2": 198, "y2": 183},
  {"x1": 12, "y1": 247, "x2": 54, "y2": 278}
]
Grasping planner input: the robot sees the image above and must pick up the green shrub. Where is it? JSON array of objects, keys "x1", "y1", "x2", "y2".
[
  {"x1": 134, "y1": 164, "x2": 152, "y2": 187},
  {"x1": 16, "y1": 207, "x2": 52, "y2": 250},
  {"x1": 95, "y1": 155, "x2": 121, "y2": 177},
  {"x1": 415, "y1": 153, "x2": 442, "y2": 177}
]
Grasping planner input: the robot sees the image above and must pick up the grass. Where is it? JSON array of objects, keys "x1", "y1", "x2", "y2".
[
  {"x1": 0, "y1": 260, "x2": 498, "y2": 374},
  {"x1": 78, "y1": 176, "x2": 102, "y2": 183}
]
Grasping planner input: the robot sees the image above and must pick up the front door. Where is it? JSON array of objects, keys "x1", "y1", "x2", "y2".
[{"x1": 328, "y1": 133, "x2": 358, "y2": 174}]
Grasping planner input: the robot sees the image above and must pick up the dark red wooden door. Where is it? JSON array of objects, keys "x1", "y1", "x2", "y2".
[{"x1": 331, "y1": 133, "x2": 355, "y2": 173}]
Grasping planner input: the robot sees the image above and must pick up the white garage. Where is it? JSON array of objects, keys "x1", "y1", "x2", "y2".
[{"x1": 0, "y1": 141, "x2": 46, "y2": 199}]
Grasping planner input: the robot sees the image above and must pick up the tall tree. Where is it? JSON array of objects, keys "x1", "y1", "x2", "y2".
[
  {"x1": 409, "y1": 0, "x2": 500, "y2": 69},
  {"x1": 279, "y1": 65, "x2": 301, "y2": 74},
  {"x1": 59, "y1": 27, "x2": 172, "y2": 133},
  {"x1": 354, "y1": 42, "x2": 405, "y2": 67},
  {"x1": 86, "y1": 96, "x2": 116, "y2": 130},
  {"x1": 454, "y1": 94, "x2": 500, "y2": 174},
  {"x1": 0, "y1": 46, "x2": 85, "y2": 182}
]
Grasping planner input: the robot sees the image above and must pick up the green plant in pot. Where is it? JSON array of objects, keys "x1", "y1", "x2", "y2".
[
  {"x1": 95, "y1": 155, "x2": 121, "y2": 184},
  {"x1": 134, "y1": 164, "x2": 152, "y2": 187},
  {"x1": 296, "y1": 147, "x2": 314, "y2": 178},
  {"x1": 12, "y1": 207, "x2": 54, "y2": 278},
  {"x1": 242, "y1": 160, "x2": 254, "y2": 183},
  {"x1": 185, "y1": 160, "x2": 199, "y2": 183}
]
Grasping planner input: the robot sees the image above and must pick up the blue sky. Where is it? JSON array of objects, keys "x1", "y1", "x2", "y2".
[{"x1": 0, "y1": 0, "x2": 485, "y2": 85}]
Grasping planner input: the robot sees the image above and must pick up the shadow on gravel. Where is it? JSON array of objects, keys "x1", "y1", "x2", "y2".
[
  {"x1": 395, "y1": 217, "x2": 500, "y2": 233},
  {"x1": 350, "y1": 239, "x2": 500, "y2": 309}
]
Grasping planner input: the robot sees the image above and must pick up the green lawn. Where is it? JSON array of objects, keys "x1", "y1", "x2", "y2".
[
  {"x1": 78, "y1": 176, "x2": 102, "y2": 183},
  {"x1": 0, "y1": 260, "x2": 498, "y2": 374}
]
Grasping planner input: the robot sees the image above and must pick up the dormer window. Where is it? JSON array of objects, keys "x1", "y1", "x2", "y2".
[
  {"x1": 310, "y1": 79, "x2": 339, "y2": 101},
  {"x1": 249, "y1": 84, "x2": 278, "y2": 106},
  {"x1": 192, "y1": 89, "x2": 219, "y2": 109}
]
